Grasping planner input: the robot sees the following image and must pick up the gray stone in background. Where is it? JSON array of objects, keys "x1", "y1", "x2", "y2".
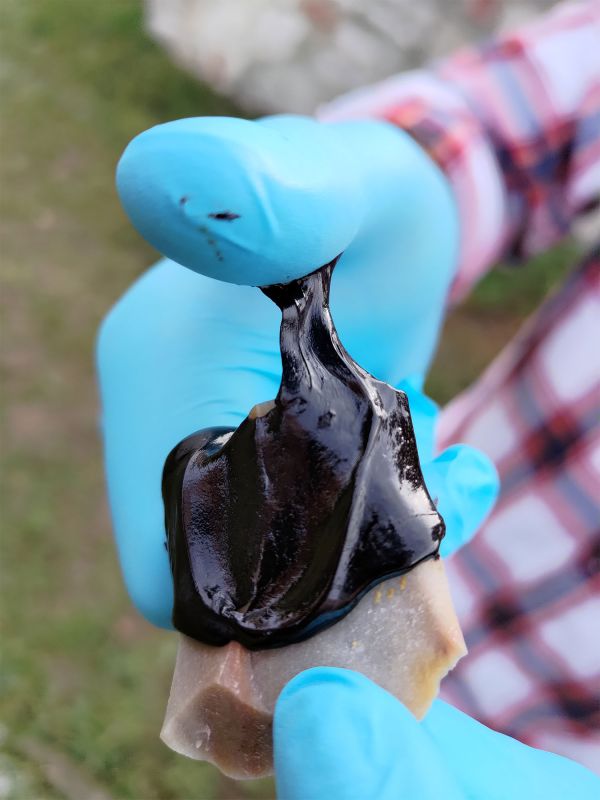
[{"x1": 146, "y1": 0, "x2": 558, "y2": 114}]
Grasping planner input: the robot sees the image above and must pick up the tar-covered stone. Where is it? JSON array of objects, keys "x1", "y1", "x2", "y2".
[{"x1": 162, "y1": 257, "x2": 445, "y2": 649}]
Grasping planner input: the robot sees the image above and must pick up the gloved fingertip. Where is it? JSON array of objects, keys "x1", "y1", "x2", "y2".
[
  {"x1": 274, "y1": 668, "x2": 405, "y2": 799},
  {"x1": 274, "y1": 668, "x2": 461, "y2": 800},
  {"x1": 276, "y1": 665, "x2": 371, "y2": 704},
  {"x1": 116, "y1": 116, "x2": 363, "y2": 286},
  {"x1": 428, "y1": 444, "x2": 499, "y2": 557}
]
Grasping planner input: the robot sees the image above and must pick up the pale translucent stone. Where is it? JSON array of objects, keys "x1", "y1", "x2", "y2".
[{"x1": 161, "y1": 558, "x2": 466, "y2": 779}]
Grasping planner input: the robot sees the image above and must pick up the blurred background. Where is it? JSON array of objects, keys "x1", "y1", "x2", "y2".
[{"x1": 0, "y1": 0, "x2": 581, "y2": 798}]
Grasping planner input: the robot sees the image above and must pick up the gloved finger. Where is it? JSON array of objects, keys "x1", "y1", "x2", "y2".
[
  {"x1": 424, "y1": 700, "x2": 600, "y2": 800},
  {"x1": 116, "y1": 114, "x2": 459, "y2": 384},
  {"x1": 274, "y1": 667, "x2": 464, "y2": 800},
  {"x1": 116, "y1": 114, "x2": 459, "y2": 300},
  {"x1": 422, "y1": 444, "x2": 499, "y2": 557},
  {"x1": 96, "y1": 258, "x2": 281, "y2": 627},
  {"x1": 116, "y1": 115, "x2": 364, "y2": 287}
]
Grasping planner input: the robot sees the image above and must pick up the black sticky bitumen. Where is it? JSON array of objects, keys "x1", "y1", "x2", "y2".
[
  {"x1": 208, "y1": 211, "x2": 240, "y2": 221},
  {"x1": 162, "y1": 257, "x2": 444, "y2": 649}
]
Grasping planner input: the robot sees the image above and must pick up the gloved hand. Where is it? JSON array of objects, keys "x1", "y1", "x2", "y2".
[
  {"x1": 98, "y1": 114, "x2": 495, "y2": 627},
  {"x1": 98, "y1": 115, "x2": 598, "y2": 798},
  {"x1": 274, "y1": 667, "x2": 600, "y2": 800}
]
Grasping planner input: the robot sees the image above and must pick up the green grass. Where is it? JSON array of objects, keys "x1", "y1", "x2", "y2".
[
  {"x1": 0, "y1": 1, "x2": 577, "y2": 798},
  {"x1": 1, "y1": 2, "x2": 266, "y2": 798}
]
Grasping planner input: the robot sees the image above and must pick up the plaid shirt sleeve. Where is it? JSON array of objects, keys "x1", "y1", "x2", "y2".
[
  {"x1": 318, "y1": 0, "x2": 600, "y2": 301},
  {"x1": 439, "y1": 248, "x2": 600, "y2": 774},
  {"x1": 320, "y1": 2, "x2": 600, "y2": 774}
]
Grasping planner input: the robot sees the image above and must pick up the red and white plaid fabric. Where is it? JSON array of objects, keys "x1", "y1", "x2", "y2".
[
  {"x1": 440, "y1": 250, "x2": 600, "y2": 772},
  {"x1": 320, "y1": 0, "x2": 600, "y2": 774}
]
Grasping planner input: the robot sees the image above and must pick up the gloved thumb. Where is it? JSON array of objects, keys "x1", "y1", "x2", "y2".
[
  {"x1": 116, "y1": 115, "x2": 364, "y2": 286},
  {"x1": 274, "y1": 667, "x2": 463, "y2": 800}
]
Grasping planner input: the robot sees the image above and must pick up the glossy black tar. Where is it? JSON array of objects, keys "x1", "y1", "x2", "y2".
[{"x1": 162, "y1": 257, "x2": 445, "y2": 649}]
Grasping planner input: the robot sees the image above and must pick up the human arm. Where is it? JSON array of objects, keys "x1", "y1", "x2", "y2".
[{"x1": 319, "y1": 0, "x2": 600, "y2": 300}]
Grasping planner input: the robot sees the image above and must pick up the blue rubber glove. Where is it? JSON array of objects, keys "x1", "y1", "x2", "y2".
[
  {"x1": 274, "y1": 668, "x2": 600, "y2": 800},
  {"x1": 98, "y1": 114, "x2": 497, "y2": 626},
  {"x1": 98, "y1": 114, "x2": 598, "y2": 798}
]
